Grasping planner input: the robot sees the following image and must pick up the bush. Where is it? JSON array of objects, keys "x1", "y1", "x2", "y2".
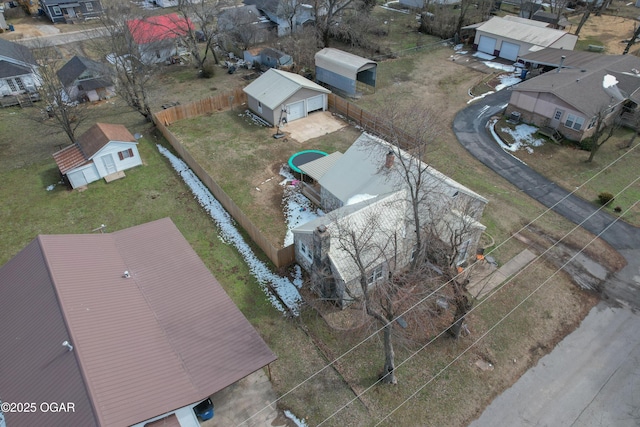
[
  {"x1": 199, "y1": 63, "x2": 215, "y2": 79},
  {"x1": 598, "y1": 192, "x2": 615, "y2": 206},
  {"x1": 614, "y1": 206, "x2": 622, "y2": 213}
]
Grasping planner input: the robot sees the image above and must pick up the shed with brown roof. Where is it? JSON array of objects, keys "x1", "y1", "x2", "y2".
[
  {"x1": 52, "y1": 123, "x2": 142, "y2": 189},
  {"x1": 0, "y1": 217, "x2": 277, "y2": 427}
]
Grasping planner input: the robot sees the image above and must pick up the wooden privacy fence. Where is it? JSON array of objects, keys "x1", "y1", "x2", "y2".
[
  {"x1": 327, "y1": 93, "x2": 421, "y2": 149},
  {"x1": 153, "y1": 89, "x2": 296, "y2": 268},
  {"x1": 155, "y1": 87, "x2": 247, "y2": 125}
]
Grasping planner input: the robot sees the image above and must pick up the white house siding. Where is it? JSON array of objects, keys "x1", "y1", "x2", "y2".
[
  {"x1": 0, "y1": 74, "x2": 38, "y2": 96},
  {"x1": 67, "y1": 164, "x2": 100, "y2": 188},
  {"x1": 91, "y1": 142, "x2": 142, "y2": 177}
]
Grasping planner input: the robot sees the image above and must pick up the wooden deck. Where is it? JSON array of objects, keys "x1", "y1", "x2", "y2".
[{"x1": 104, "y1": 171, "x2": 126, "y2": 183}]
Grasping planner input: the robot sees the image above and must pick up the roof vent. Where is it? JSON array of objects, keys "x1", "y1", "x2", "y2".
[
  {"x1": 123, "y1": 271, "x2": 131, "y2": 279},
  {"x1": 62, "y1": 341, "x2": 73, "y2": 352}
]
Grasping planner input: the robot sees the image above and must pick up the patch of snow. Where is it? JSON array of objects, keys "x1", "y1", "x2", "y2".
[
  {"x1": 483, "y1": 61, "x2": 515, "y2": 72},
  {"x1": 473, "y1": 52, "x2": 496, "y2": 60},
  {"x1": 495, "y1": 73, "x2": 521, "y2": 91},
  {"x1": 603, "y1": 74, "x2": 618, "y2": 88},
  {"x1": 454, "y1": 44, "x2": 465, "y2": 51},
  {"x1": 346, "y1": 193, "x2": 377, "y2": 205},
  {"x1": 157, "y1": 145, "x2": 303, "y2": 316},
  {"x1": 282, "y1": 185, "x2": 324, "y2": 246},
  {"x1": 46, "y1": 184, "x2": 56, "y2": 191},
  {"x1": 498, "y1": 123, "x2": 544, "y2": 152},
  {"x1": 284, "y1": 410, "x2": 308, "y2": 427}
]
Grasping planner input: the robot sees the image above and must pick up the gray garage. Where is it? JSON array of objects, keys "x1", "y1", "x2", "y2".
[
  {"x1": 315, "y1": 48, "x2": 377, "y2": 96},
  {"x1": 243, "y1": 68, "x2": 331, "y2": 126}
]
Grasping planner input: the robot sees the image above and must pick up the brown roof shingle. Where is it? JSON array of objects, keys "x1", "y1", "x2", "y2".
[
  {"x1": 0, "y1": 218, "x2": 277, "y2": 427},
  {"x1": 77, "y1": 123, "x2": 136, "y2": 159},
  {"x1": 52, "y1": 142, "x2": 89, "y2": 174}
]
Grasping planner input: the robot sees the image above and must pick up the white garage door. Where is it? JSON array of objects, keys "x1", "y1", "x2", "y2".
[
  {"x1": 286, "y1": 101, "x2": 305, "y2": 121},
  {"x1": 499, "y1": 41, "x2": 520, "y2": 61},
  {"x1": 477, "y1": 35, "x2": 497, "y2": 56},
  {"x1": 307, "y1": 95, "x2": 324, "y2": 113}
]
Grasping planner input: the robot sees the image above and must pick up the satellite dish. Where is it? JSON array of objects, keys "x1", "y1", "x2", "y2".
[{"x1": 134, "y1": 133, "x2": 142, "y2": 140}]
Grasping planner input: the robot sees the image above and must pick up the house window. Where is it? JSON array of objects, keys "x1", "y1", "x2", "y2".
[
  {"x1": 587, "y1": 116, "x2": 597, "y2": 129},
  {"x1": 456, "y1": 239, "x2": 471, "y2": 266},
  {"x1": 52, "y1": 6, "x2": 62, "y2": 15},
  {"x1": 14, "y1": 78, "x2": 25, "y2": 91},
  {"x1": 367, "y1": 265, "x2": 384, "y2": 285},
  {"x1": 553, "y1": 109, "x2": 563, "y2": 121},
  {"x1": 6, "y1": 78, "x2": 25, "y2": 93},
  {"x1": 300, "y1": 241, "x2": 313, "y2": 261},
  {"x1": 6, "y1": 79, "x2": 16, "y2": 92},
  {"x1": 156, "y1": 50, "x2": 161, "y2": 59},
  {"x1": 564, "y1": 114, "x2": 584, "y2": 131},
  {"x1": 85, "y1": 2, "x2": 93, "y2": 11},
  {"x1": 118, "y1": 148, "x2": 134, "y2": 160}
]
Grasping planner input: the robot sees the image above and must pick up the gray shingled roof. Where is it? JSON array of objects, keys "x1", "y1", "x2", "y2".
[
  {"x1": 0, "y1": 37, "x2": 36, "y2": 65},
  {"x1": 243, "y1": 68, "x2": 330, "y2": 110},
  {"x1": 0, "y1": 218, "x2": 276, "y2": 427},
  {"x1": 57, "y1": 55, "x2": 113, "y2": 88},
  {"x1": 518, "y1": 47, "x2": 607, "y2": 69},
  {"x1": 512, "y1": 54, "x2": 640, "y2": 116}
]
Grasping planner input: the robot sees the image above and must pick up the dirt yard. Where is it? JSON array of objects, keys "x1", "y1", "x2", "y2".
[{"x1": 569, "y1": 14, "x2": 639, "y2": 54}]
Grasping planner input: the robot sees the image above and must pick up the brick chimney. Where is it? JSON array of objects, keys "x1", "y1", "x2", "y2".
[
  {"x1": 311, "y1": 224, "x2": 336, "y2": 302},
  {"x1": 385, "y1": 151, "x2": 395, "y2": 168}
]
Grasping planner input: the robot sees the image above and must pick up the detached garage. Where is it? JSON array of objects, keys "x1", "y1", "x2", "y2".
[
  {"x1": 243, "y1": 68, "x2": 331, "y2": 126},
  {"x1": 474, "y1": 16, "x2": 577, "y2": 61},
  {"x1": 315, "y1": 48, "x2": 377, "y2": 96}
]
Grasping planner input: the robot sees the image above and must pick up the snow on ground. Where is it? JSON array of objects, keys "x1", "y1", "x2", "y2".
[
  {"x1": 280, "y1": 166, "x2": 324, "y2": 246},
  {"x1": 468, "y1": 71, "x2": 521, "y2": 104},
  {"x1": 473, "y1": 52, "x2": 496, "y2": 60},
  {"x1": 284, "y1": 410, "x2": 309, "y2": 427},
  {"x1": 498, "y1": 123, "x2": 544, "y2": 153},
  {"x1": 482, "y1": 61, "x2": 515, "y2": 72},
  {"x1": 157, "y1": 145, "x2": 303, "y2": 316}
]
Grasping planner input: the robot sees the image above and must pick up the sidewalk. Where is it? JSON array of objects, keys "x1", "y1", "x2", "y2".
[{"x1": 467, "y1": 249, "x2": 537, "y2": 299}]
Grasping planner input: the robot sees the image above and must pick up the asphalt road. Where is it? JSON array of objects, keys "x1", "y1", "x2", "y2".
[
  {"x1": 455, "y1": 90, "x2": 640, "y2": 427},
  {"x1": 453, "y1": 89, "x2": 640, "y2": 310},
  {"x1": 14, "y1": 27, "x2": 108, "y2": 48},
  {"x1": 469, "y1": 303, "x2": 640, "y2": 427}
]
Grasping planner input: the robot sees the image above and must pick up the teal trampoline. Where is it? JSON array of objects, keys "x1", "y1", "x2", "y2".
[{"x1": 288, "y1": 150, "x2": 328, "y2": 173}]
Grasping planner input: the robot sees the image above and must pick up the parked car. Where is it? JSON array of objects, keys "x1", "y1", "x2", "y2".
[{"x1": 193, "y1": 398, "x2": 214, "y2": 421}]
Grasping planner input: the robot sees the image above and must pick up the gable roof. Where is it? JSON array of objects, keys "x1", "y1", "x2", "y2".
[
  {"x1": 57, "y1": 55, "x2": 113, "y2": 87},
  {"x1": 126, "y1": 13, "x2": 193, "y2": 45},
  {"x1": 512, "y1": 54, "x2": 640, "y2": 116},
  {"x1": 315, "y1": 48, "x2": 377, "y2": 79},
  {"x1": 477, "y1": 16, "x2": 574, "y2": 47},
  {"x1": 318, "y1": 133, "x2": 487, "y2": 207},
  {"x1": 52, "y1": 142, "x2": 90, "y2": 174},
  {"x1": 243, "y1": 68, "x2": 330, "y2": 110},
  {"x1": 0, "y1": 218, "x2": 276, "y2": 427},
  {"x1": 0, "y1": 37, "x2": 36, "y2": 65}
]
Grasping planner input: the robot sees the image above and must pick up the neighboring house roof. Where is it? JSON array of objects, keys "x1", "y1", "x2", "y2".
[
  {"x1": 0, "y1": 217, "x2": 277, "y2": 427},
  {"x1": 52, "y1": 123, "x2": 137, "y2": 174},
  {"x1": 219, "y1": 4, "x2": 269, "y2": 29},
  {"x1": 243, "y1": 68, "x2": 330, "y2": 110},
  {"x1": 518, "y1": 47, "x2": 605, "y2": 69},
  {"x1": 477, "y1": 16, "x2": 572, "y2": 46},
  {"x1": 126, "y1": 13, "x2": 193, "y2": 45},
  {"x1": 41, "y1": 0, "x2": 94, "y2": 4},
  {"x1": 315, "y1": 48, "x2": 377, "y2": 78},
  {"x1": 318, "y1": 133, "x2": 488, "y2": 208},
  {"x1": 532, "y1": 10, "x2": 570, "y2": 27},
  {"x1": 57, "y1": 55, "x2": 113, "y2": 88},
  {"x1": 0, "y1": 61, "x2": 32, "y2": 79},
  {"x1": 299, "y1": 151, "x2": 343, "y2": 180},
  {"x1": 0, "y1": 37, "x2": 36, "y2": 68},
  {"x1": 245, "y1": 0, "x2": 312, "y2": 17},
  {"x1": 512, "y1": 54, "x2": 640, "y2": 117}
]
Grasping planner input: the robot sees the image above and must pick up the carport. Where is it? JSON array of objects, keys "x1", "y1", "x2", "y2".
[{"x1": 315, "y1": 48, "x2": 377, "y2": 96}]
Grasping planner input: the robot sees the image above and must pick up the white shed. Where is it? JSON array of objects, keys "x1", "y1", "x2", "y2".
[{"x1": 53, "y1": 123, "x2": 142, "y2": 189}]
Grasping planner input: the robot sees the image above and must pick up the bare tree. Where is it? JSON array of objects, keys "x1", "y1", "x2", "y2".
[
  {"x1": 29, "y1": 42, "x2": 87, "y2": 144},
  {"x1": 177, "y1": 0, "x2": 230, "y2": 70},
  {"x1": 92, "y1": 4, "x2": 157, "y2": 121},
  {"x1": 623, "y1": 24, "x2": 640, "y2": 55},
  {"x1": 586, "y1": 107, "x2": 619, "y2": 163},
  {"x1": 219, "y1": 5, "x2": 270, "y2": 52},
  {"x1": 314, "y1": 0, "x2": 359, "y2": 47}
]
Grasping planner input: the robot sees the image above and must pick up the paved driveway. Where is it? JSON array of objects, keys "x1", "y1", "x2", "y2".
[{"x1": 454, "y1": 90, "x2": 640, "y2": 427}]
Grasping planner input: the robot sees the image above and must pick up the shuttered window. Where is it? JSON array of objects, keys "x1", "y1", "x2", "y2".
[{"x1": 118, "y1": 148, "x2": 134, "y2": 160}]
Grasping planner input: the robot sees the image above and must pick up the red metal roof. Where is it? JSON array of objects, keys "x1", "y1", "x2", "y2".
[
  {"x1": 126, "y1": 13, "x2": 193, "y2": 45},
  {"x1": 0, "y1": 218, "x2": 277, "y2": 427},
  {"x1": 53, "y1": 142, "x2": 89, "y2": 174}
]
